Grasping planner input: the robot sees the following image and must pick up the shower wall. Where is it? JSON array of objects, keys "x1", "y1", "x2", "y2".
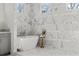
[{"x1": 17, "y1": 3, "x2": 79, "y2": 52}]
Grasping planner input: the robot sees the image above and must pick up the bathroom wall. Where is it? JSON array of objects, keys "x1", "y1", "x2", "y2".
[
  {"x1": 17, "y1": 4, "x2": 32, "y2": 35},
  {"x1": 17, "y1": 3, "x2": 79, "y2": 53},
  {"x1": 39, "y1": 3, "x2": 79, "y2": 52},
  {"x1": 0, "y1": 4, "x2": 9, "y2": 30}
]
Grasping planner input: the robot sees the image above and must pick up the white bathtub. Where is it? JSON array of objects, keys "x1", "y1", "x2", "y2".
[{"x1": 18, "y1": 36, "x2": 39, "y2": 51}]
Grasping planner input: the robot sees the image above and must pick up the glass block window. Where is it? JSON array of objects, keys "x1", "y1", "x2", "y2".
[
  {"x1": 16, "y1": 3, "x2": 24, "y2": 13},
  {"x1": 41, "y1": 4, "x2": 49, "y2": 13},
  {"x1": 67, "y1": 3, "x2": 79, "y2": 10}
]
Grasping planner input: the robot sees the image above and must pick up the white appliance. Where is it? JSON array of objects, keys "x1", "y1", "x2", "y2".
[{"x1": 0, "y1": 32, "x2": 11, "y2": 55}]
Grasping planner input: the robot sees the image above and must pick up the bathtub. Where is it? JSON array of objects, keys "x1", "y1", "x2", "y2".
[{"x1": 17, "y1": 36, "x2": 39, "y2": 51}]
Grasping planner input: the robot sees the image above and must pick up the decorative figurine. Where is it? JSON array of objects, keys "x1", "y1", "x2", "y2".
[{"x1": 39, "y1": 30, "x2": 46, "y2": 48}]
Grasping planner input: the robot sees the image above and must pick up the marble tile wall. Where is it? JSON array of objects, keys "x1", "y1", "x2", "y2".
[{"x1": 16, "y1": 3, "x2": 79, "y2": 50}]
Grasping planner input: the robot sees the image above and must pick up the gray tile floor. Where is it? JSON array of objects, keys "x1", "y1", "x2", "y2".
[{"x1": 15, "y1": 47, "x2": 79, "y2": 56}]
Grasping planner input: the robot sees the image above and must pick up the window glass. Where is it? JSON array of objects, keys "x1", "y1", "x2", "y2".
[
  {"x1": 16, "y1": 3, "x2": 24, "y2": 13},
  {"x1": 41, "y1": 4, "x2": 49, "y2": 13},
  {"x1": 67, "y1": 3, "x2": 79, "y2": 10}
]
